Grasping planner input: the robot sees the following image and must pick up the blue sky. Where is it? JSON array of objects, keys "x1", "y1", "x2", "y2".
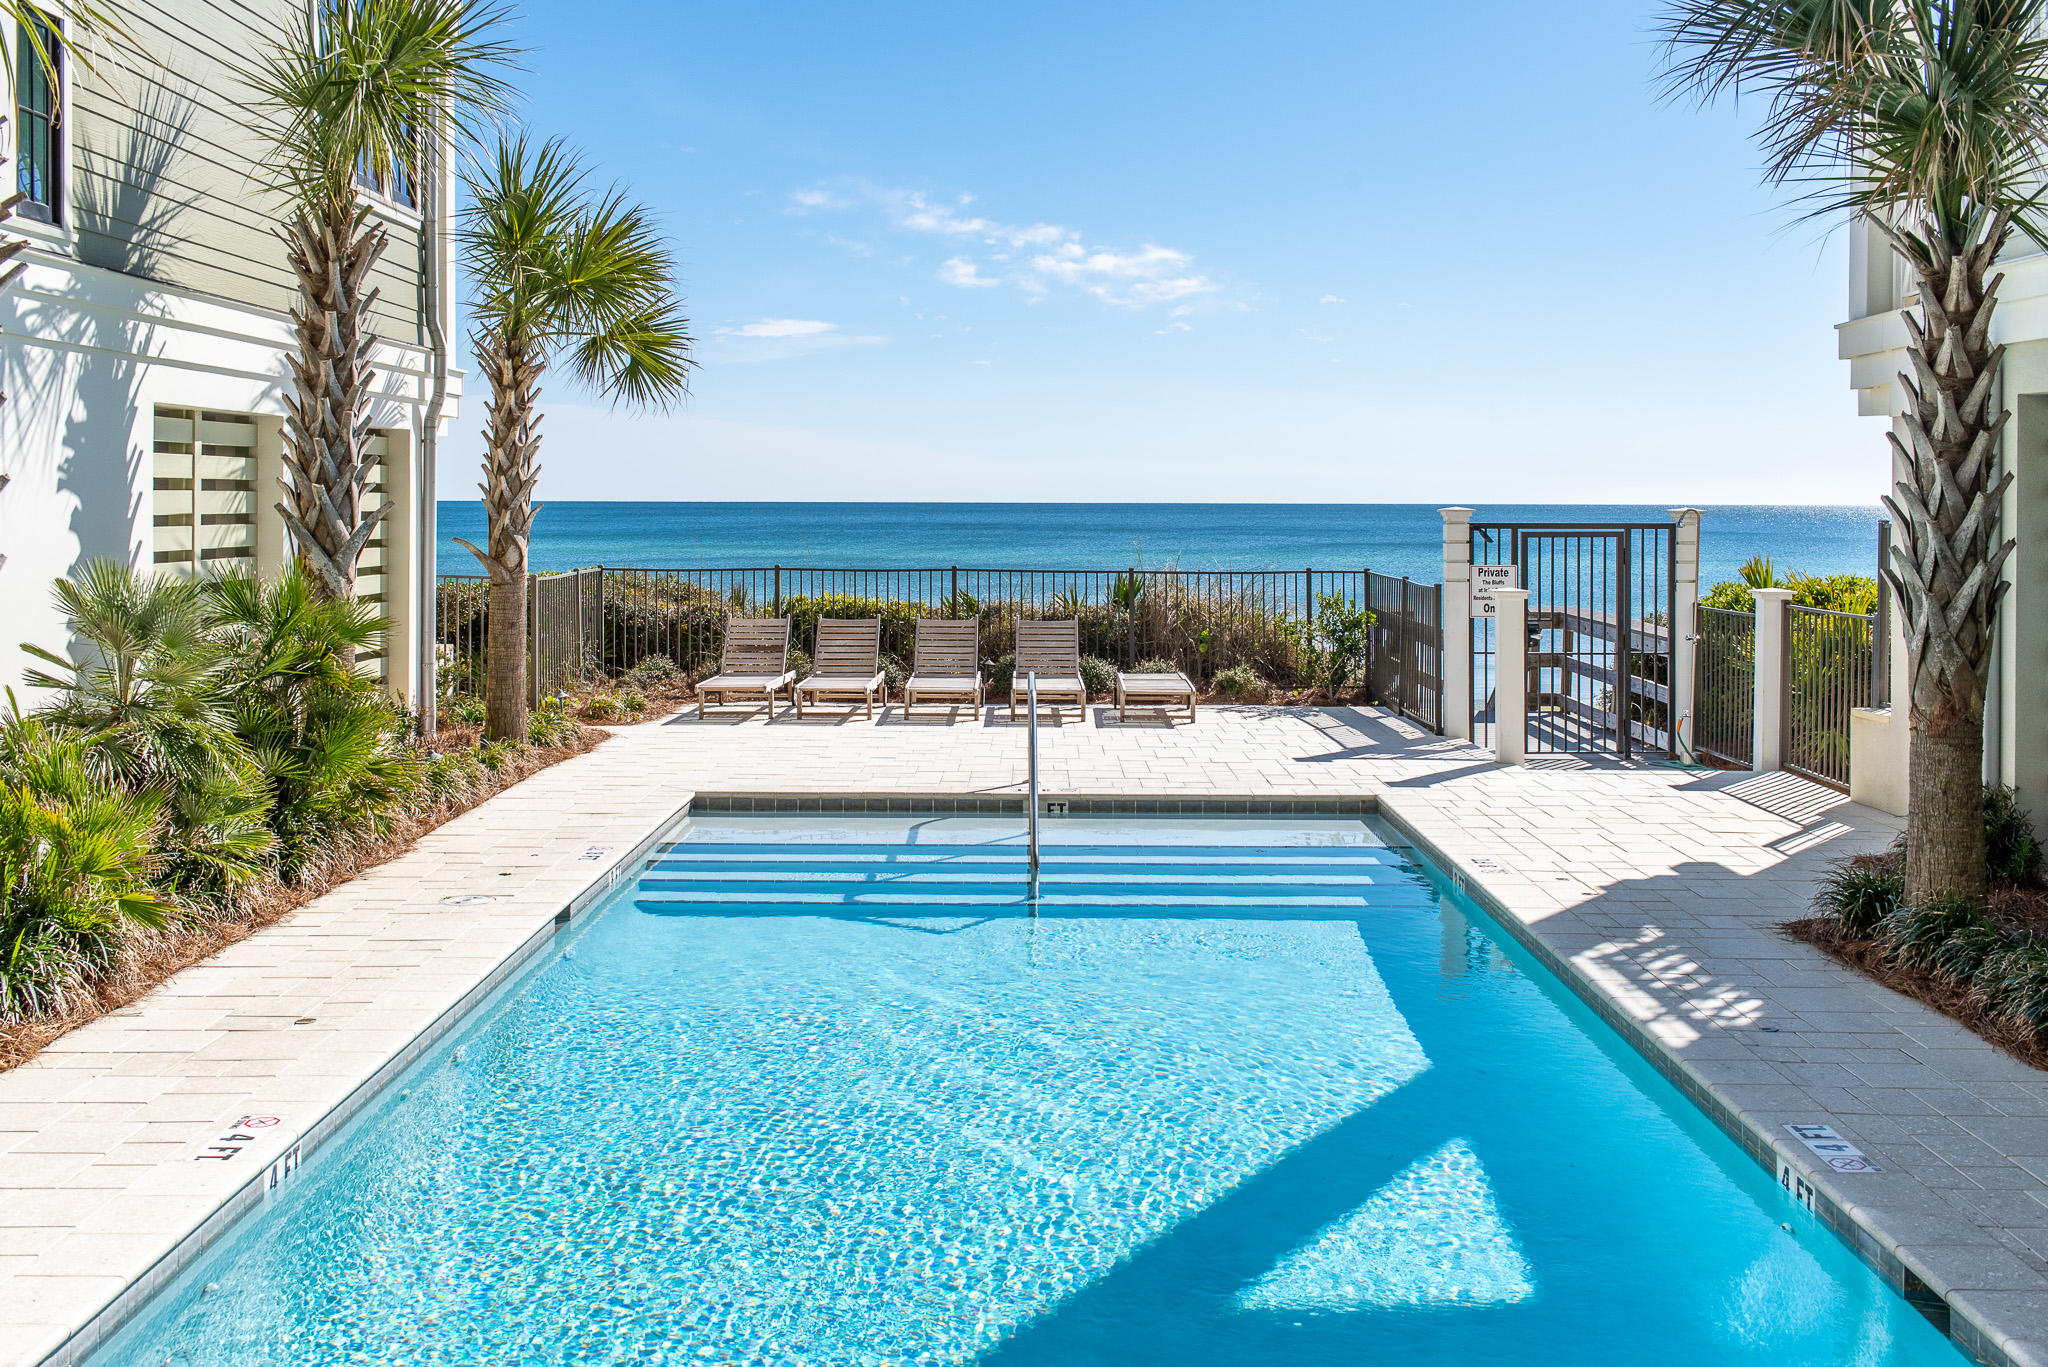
[{"x1": 438, "y1": 0, "x2": 1875, "y2": 504}]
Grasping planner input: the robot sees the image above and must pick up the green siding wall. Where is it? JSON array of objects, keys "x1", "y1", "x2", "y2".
[{"x1": 63, "y1": 0, "x2": 424, "y2": 341}]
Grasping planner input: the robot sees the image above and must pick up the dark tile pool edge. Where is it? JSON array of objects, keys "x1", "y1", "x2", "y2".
[
  {"x1": 1372, "y1": 799, "x2": 2024, "y2": 1367},
  {"x1": 686, "y1": 792, "x2": 1376, "y2": 816},
  {"x1": 34, "y1": 795, "x2": 695, "y2": 1367}
]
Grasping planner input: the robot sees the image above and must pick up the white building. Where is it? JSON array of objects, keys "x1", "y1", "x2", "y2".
[
  {"x1": 0, "y1": 1, "x2": 455, "y2": 706},
  {"x1": 1840, "y1": 220, "x2": 2048, "y2": 820}
]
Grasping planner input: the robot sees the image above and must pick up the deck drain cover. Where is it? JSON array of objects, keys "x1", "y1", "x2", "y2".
[{"x1": 440, "y1": 894, "x2": 501, "y2": 906}]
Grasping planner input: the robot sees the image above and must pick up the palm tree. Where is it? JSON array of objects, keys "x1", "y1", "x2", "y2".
[
  {"x1": 1660, "y1": 0, "x2": 2048, "y2": 903},
  {"x1": 248, "y1": 0, "x2": 516, "y2": 604},
  {"x1": 455, "y1": 135, "x2": 693, "y2": 741}
]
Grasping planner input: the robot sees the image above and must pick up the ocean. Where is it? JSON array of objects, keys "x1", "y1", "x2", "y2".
[{"x1": 434, "y1": 502, "x2": 1885, "y2": 590}]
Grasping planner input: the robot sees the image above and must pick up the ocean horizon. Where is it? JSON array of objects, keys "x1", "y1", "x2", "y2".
[{"x1": 436, "y1": 501, "x2": 1887, "y2": 589}]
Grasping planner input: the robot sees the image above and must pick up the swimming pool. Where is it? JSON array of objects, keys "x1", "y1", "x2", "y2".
[{"x1": 92, "y1": 815, "x2": 1959, "y2": 1366}]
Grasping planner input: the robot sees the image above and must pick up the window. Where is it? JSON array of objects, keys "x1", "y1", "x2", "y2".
[
  {"x1": 354, "y1": 148, "x2": 416, "y2": 210},
  {"x1": 14, "y1": 17, "x2": 59, "y2": 223}
]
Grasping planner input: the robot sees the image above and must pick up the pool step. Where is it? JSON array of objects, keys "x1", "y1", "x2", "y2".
[{"x1": 634, "y1": 841, "x2": 1419, "y2": 913}]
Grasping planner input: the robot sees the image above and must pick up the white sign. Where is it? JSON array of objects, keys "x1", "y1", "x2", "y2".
[
  {"x1": 1786, "y1": 1122, "x2": 1881, "y2": 1173},
  {"x1": 1472, "y1": 564, "x2": 1517, "y2": 618}
]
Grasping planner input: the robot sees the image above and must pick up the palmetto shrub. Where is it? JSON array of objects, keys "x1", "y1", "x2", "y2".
[
  {"x1": 202, "y1": 567, "x2": 421, "y2": 883},
  {"x1": 0, "y1": 723, "x2": 167, "y2": 1022}
]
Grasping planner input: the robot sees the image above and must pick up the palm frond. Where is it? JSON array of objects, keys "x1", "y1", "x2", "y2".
[
  {"x1": 250, "y1": 0, "x2": 522, "y2": 208},
  {"x1": 1658, "y1": 0, "x2": 2048, "y2": 242}
]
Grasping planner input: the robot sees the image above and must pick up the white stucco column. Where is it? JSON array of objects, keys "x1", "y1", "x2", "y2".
[
  {"x1": 1440, "y1": 507, "x2": 1474, "y2": 740},
  {"x1": 1495, "y1": 588, "x2": 1529, "y2": 765},
  {"x1": 1668, "y1": 508, "x2": 1703, "y2": 760},
  {"x1": 1751, "y1": 587, "x2": 1794, "y2": 772}
]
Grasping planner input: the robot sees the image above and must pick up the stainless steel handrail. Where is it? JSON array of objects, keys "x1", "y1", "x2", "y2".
[{"x1": 1026, "y1": 670, "x2": 1040, "y2": 872}]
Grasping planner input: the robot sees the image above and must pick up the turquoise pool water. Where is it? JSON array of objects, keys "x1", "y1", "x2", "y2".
[{"x1": 95, "y1": 816, "x2": 1959, "y2": 1366}]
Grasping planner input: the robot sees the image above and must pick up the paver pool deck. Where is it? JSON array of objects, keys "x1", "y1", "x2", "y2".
[{"x1": 3, "y1": 704, "x2": 2046, "y2": 1366}]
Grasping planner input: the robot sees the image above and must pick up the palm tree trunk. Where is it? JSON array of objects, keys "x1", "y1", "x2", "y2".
[
  {"x1": 1876, "y1": 209, "x2": 2018, "y2": 904},
  {"x1": 276, "y1": 200, "x2": 390, "y2": 612},
  {"x1": 454, "y1": 342, "x2": 542, "y2": 742}
]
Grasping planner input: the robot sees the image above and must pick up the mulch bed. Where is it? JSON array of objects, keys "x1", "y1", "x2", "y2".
[
  {"x1": 0, "y1": 725, "x2": 606, "y2": 1073},
  {"x1": 1784, "y1": 907, "x2": 2048, "y2": 1072}
]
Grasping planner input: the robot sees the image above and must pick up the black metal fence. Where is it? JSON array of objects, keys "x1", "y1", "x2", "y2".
[
  {"x1": 1693, "y1": 606, "x2": 1755, "y2": 768},
  {"x1": 1785, "y1": 603, "x2": 1878, "y2": 790},
  {"x1": 435, "y1": 565, "x2": 1443, "y2": 729}
]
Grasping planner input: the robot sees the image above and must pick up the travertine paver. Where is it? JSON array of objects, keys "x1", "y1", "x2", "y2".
[{"x1": 3, "y1": 703, "x2": 2046, "y2": 1366}]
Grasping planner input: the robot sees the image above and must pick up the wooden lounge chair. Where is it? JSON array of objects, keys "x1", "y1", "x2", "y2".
[
  {"x1": 1116, "y1": 669, "x2": 1197, "y2": 723},
  {"x1": 1011, "y1": 619, "x2": 1087, "y2": 721},
  {"x1": 902, "y1": 618, "x2": 983, "y2": 718},
  {"x1": 696, "y1": 616, "x2": 796, "y2": 719},
  {"x1": 794, "y1": 617, "x2": 885, "y2": 719}
]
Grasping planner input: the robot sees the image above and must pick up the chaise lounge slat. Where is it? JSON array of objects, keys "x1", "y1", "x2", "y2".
[
  {"x1": 795, "y1": 618, "x2": 886, "y2": 719},
  {"x1": 697, "y1": 616, "x2": 797, "y2": 719},
  {"x1": 902, "y1": 618, "x2": 983, "y2": 719},
  {"x1": 1011, "y1": 619, "x2": 1087, "y2": 721}
]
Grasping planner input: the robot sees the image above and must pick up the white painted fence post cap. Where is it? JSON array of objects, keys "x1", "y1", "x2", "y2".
[
  {"x1": 1750, "y1": 587, "x2": 1795, "y2": 604},
  {"x1": 1491, "y1": 588, "x2": 1530, "y2": 602},
  {"x1": 1439, "y1": 507, "x2": 1475, "y2": 524}
]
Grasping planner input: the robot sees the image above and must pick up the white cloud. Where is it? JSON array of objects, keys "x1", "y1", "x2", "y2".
[
  {"x1": 710, "y1": 318, "x2": 886, "y2": 361},
  {"x1": 791, "y1": 180, "x2": 1219, "y2": 308},
  {"x1": 723, "y1": 318, "x2": 837, "y2": 339},
  {"x1": 938, "y1": 256, "x2": 999, "y2": 288},
  {"x1": 1029, "y1": 242, "x2": 1214, "y2": 306},
  {"x1": 1320, "y1": 294, "x2": 1345, "y2": 305}
]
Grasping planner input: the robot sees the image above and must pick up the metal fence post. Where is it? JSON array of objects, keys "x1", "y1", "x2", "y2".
[
  {"x1": 772, "y1": 565, "x2": 782, "y2": 617},
  {"x1": 950, "y1": 565, "x2": 959, "y2": 615},
  {"x1": 1397, "y1": 575, "x2": 1412, "y2": 716},
  {"x1": 1874, "y1": 520, "x2": 1892, "y2": 707}
]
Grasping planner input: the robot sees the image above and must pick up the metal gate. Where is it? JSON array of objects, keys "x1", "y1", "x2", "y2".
[{"x1": 1470, "y1": 522, "x2": 1675, "y2": 757}]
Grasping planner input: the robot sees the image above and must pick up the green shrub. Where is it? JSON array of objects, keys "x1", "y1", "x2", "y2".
[
  {"x1": 1080, "y1": 656, "x2": 1118, "y2": 699},
  {"x1": 879, "y1": 653, "x2": 909, "y2": 694},
  {"x1": 1881, "y1": 894, "x2": 1991, "y2": 977},
  {"x1": 623, "y1": 655, "x2": 682, "y2": 690},
  {"x1": 788, "y1": 648, "x2": 812, "y2": 681},
  {"x1": 1134, "y1": 657, "x2": 1178, "y2": 674},
  {"x1": 1812, "y1": 857, "x2": 1902, "y2": 938},
  {"x1": 1786, "y1": 572, "x2": 1880, "y2": 615},
  {"x1": 1976, "y1": 939, "x2": 2048, "y2": 1038},
  {"x1": 1215, "y1": 664, "x2": 1269, "y2": 702},
  {"x1": 989, "y1": 654, "x2": 1015, "y2": 694},
  {"x1": 444, "y1": 694, "x2": 486, "y2": 726},
  {"x1": 421, "y1": 747, "x2": 487, "y2": 804},
  {"x1": 1985, "y1": 786, "x2": 2043, "y2": 885},
  {"x1": 620, "y1": 689, "x2": 647, "y2": 715},
  {"x1": 529, "y1": 699, "x2": 581, "y2": 747},
  {"x1": 1700, "y1": 581, "x2": 1756, "y2": 611},
  {"x1": 584, "y1": 693, "x2": 623, "y2": 723},
  {"x1": 1316, "y1": 594, "x2": 1373, "y2": 697}
]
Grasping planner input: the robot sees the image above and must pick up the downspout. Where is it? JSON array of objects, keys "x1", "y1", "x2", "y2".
[{"x1": 417, "y1": 115, "x2": 448, "y2": 736}]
